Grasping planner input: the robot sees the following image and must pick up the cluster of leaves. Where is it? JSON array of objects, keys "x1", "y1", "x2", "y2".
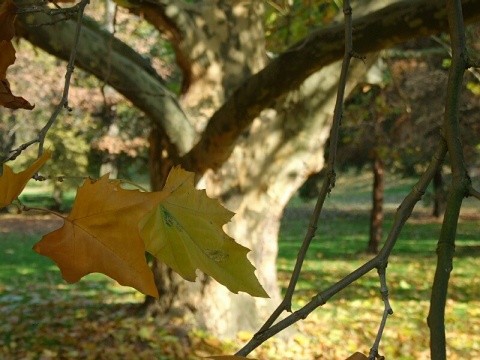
[
  {"x1": 264, "y1": 0, "x2": 340, "y2": 53},
  {"x1": 0, "y1": 151, "x2": 268, "y2": 300}
]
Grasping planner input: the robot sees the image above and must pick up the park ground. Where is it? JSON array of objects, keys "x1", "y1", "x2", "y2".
[{"x1": 1, "y1": 171, "x2": 479, "y2": 359}]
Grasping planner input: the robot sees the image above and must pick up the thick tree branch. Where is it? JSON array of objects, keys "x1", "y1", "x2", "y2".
[
  {"x1": 183, "y1": 0, "x2": 480, "y2": 173},
  {"x1": 13, "y1": 0, "x2": 195, "y2": 156},
  {"x1": 12, "y1": 0, "x2": 480, "y2": 173},
  {"x1": 127, "y1": 0, "x2": 200, "y2": 92}
]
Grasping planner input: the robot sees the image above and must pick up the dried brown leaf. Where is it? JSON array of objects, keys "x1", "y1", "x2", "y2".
[{"x1": 0, "y1": 0, "x2": 17, "y2": 41}]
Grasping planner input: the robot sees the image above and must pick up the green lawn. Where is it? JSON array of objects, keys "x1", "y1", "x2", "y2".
[{"x1": 1, "y1": 171, "x2": 479, "y2": 359}]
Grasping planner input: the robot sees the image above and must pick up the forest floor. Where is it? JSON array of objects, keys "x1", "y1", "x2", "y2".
[{"x1": 1, "y1": 171, "x2": 480, "y2": 359}]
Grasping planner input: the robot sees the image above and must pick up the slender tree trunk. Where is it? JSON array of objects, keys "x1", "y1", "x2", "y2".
[{"x1": 367, "y1": 155, "x2": 384, "y2": 254}]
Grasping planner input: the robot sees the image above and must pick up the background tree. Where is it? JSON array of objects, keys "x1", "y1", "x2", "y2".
[{"x1": 7, "y1": 0, "x2": 480, "y2": 339}]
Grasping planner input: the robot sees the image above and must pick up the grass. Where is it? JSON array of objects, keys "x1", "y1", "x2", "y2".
[
  {"x1": 275, "y1": 170, "x2": 480, "y2": 359},
  {"x1": 1, "y1": 170, "x2": 479, "y2": 359}
]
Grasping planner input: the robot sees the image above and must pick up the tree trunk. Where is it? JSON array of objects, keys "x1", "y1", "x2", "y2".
[
  {"x1": 432, "y1": 168, "x2": 445, "y2": 218},
  {"x1": 148, "y1": 55, "x2": 374, "y2": 337},
  {"x1": 367, "y1": 156, "x2": 385, "y2": 254},
  {"x1": 13, "y1": 0, "x2": 480, "y2": 339}
]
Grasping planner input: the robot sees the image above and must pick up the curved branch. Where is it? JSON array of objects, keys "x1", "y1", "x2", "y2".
[
  {"x1": 128, "y1": 0, "x2": 200, "y2": 92},
  {"x1": 13, "y1": 0, "x2": 480, "y2": 172},
  {"x1": 183, "y1": 0, "x2": 480, "y2": 173},
  {"x1": 14, "y1": 0, "x2": 196, "y2": 155}
]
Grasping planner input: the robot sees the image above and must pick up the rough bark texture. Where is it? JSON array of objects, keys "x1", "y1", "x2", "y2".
[
  {"x1": 182, "y1": 0, "x2": 480, "y2": 173},
  {"x1": 14, "y1": 0, "x2": 480, "y2": 166},
  {"x1": 11, "y1": 0, "x2": 480, "y2": 338}
]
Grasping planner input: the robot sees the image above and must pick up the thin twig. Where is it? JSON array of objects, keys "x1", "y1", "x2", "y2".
[
  {"x1": 252, "y1": 0, "x2": 357, "y2": 335},
  {"x1": 235, "y1": 138, "x2": 447, "y2": 357},
  {"x1": 37, "y1": 0, "x2": 90, "y2": 156},
  {"x1": 6, "y1": 0, "x2": 90, "y2": 163},
  {"x1": 368, "y1": 265, "x2": 392, "y2": 360},
  {"x1": 468, "y1": 185, "x2": 480, "y2": 200}
]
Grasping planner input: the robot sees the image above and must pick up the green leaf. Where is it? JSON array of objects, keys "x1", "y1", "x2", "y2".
[{"x1": 139, "y1": 166, "x2": 269, "y2": 298}]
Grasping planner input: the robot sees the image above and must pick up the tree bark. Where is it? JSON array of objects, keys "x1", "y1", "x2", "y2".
[
  {"x1": 432, "y1": 169, "x2": 445, "y2": 218},
  {"x1": 13, "y1": 0, "x2": 480, "y2": 168},
  {"x1": 11, "y1": 0, "x2": 480, "y2": 338},
  {"x1": 367, "y1": 156, "x2": 385, "y2": 254}
]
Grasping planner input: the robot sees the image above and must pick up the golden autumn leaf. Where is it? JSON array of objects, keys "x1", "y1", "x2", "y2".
[
  {"x1": 139, "y1": 166, "x2": 269, "y2": 298},
  {"x1": 0, "y1": 151, "x2": 52, "y2": 208},
  {"x1": 345, "y1": 352, "x2": 368, "y2": 360},
  {"x1": 33, "y1": 175, "x2": 167, "y2": 298}
]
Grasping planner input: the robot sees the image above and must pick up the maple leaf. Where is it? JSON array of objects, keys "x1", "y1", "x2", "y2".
[
  {"x1": 33, "y1": 175, "x2": 167, "y2": 298},
  {"x1": 0, "y1": 40, "x2": 15, "y2": 78},
  {"x1": 0, "y1": 0, "x2": 34, "y2": 110},
  {"x1": 139, "y1": 166, "x2": 269, "y2": 298},
  {"x1": 0, "y1": 151, "x2": 52, "y2": 208}
]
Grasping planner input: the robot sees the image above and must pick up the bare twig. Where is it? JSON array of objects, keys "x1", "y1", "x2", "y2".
[
  {"x1": 468, "y1": 185, "x2": 480, "y2": 200},
  {"x1": 6, "y1": 0, "x2": 90, "y2": 163},
  {"x1": 37, "y1": 0, "x2": 89, "y2": 156},
  {"x1": 235, "y1": 136, "x2": 447, "y2": 357},
  {"x1": 16, "y1": 2, "x2": 81, "y2": 16},
  {"x1": 368, "y1": 265, "x2": 392, "y2": 360},
  {"x1": 251, "y1": 0, "x2": 358, "y2": 335}
]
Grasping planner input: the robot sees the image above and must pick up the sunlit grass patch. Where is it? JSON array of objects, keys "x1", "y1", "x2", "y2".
[{"x1": 0, "y1": 170, "x2": 479, "y2": 359}]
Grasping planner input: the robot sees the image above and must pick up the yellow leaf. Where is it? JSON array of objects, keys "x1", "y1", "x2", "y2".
[
  {"x1": 0, "y1": 151, "x2": 51, "y2": 208},
  {"x1": 345, "y1": 353, "x2": 368, "y2": 360},
  {"x1": 33, "y1": 175, "x2": 167, "y2": 298},
  {"x1": 140, "y1": 166, "x2": 269, "y2": 298}
]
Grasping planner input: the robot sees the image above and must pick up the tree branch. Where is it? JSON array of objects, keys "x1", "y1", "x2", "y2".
[
  {"x1": 13, "y1": 0, "x2": 480, "y2": 172},
  {"x1": 236, "y1": 136, "x2": 448, "y2": 357},
  {"x1": 127, "y1": 0, "x2": 200, "y2": 92},
  {"x1": 254, "y1": 0, "x2": 357, "y2": 333},
  {"x1": 427, "y1": 1, "x2": 471, "y2": 358},
  {"x1": 468, "y1": 185, "x2": 480, "y2": 200},
  {"x1": 183, "y1": 0, "x2": 480, "y2": 173},
  {"x1": 13, "y1": 0, "x2": 196, "y2": 156}
]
